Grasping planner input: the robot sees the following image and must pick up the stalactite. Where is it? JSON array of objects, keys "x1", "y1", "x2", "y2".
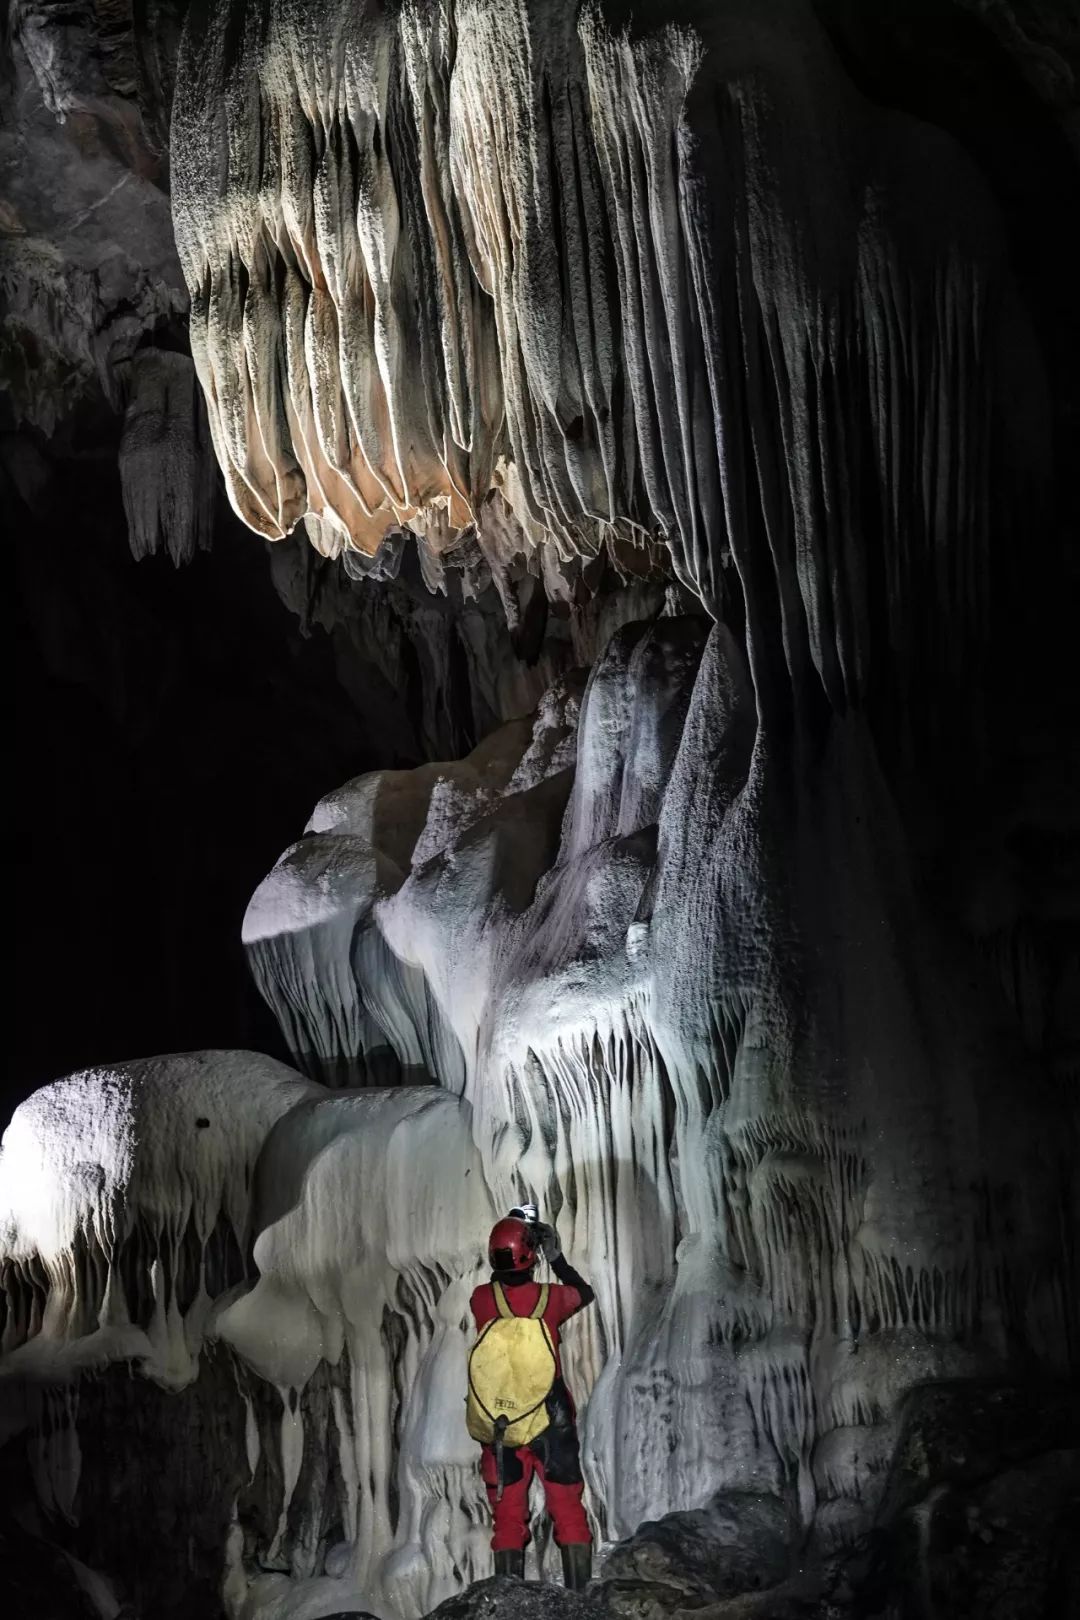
[
  {"x1": 0, "y1": 1052, "x2": 314, "y2": 1385},
  {"x1": 2, "y1": 3, "x2": 1072, "y2": 1616},
  {"x1": 172, "y1": 0, "x2": 1043, "y2": 725},
  {"x1": 224, "y1": 617, "x2": 1072, "y2": 1593},
  {"x1": 119, "y1": 348, "x2": 217, "y2": 565}
]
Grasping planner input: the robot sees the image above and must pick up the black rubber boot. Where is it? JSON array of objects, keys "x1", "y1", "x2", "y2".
[
  {"x1": 560, "y1": 1542, "x2": 592, "y2": 1590},
  {"x1": 494, "y1": 1549, "x2": 525, "y2": 1579}
]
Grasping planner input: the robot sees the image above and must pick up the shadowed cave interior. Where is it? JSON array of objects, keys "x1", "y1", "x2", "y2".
[{"x1": 3, "y1": 2, "x2": 1079, "y2": 1618}]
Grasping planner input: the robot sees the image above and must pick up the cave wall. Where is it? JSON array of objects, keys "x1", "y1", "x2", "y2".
[
  {"x1": 2, "y1": 1, "x2": 1078, "y2": 1618},
  {"x1": 165, "y1": 0, "x2": 1079, "y2": 1602},
  {"x1": 240, "y1": 614, "x2": 1073, "y2": 1581}
]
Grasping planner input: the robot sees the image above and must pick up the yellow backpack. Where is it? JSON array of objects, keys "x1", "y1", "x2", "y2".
[{"x1": 466, "y1": 1282, "x2": 556, "y2": 1448}]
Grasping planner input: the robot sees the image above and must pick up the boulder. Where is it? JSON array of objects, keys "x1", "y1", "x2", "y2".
[
  {"x1": 595, "y1": 1491, "x2": 799, "y2": 1615},
  {"x1": 878, "y1": 1380, "x2": 1080, "y2": 1522},
  {"x1": 427, "y1": 1574, "x2": 605, "y2": 1618}
]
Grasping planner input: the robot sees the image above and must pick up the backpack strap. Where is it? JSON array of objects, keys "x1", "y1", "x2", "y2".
[
  {"x1": 492, "y1": 1282, "x2": 549, "y2": 1320},
  {"x1": 493, "y1": 1282, "x2": 515, "y2": 1319}
]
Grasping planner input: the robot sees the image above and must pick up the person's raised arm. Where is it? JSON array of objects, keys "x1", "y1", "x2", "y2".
[{"x1": 538, "y1": 1223, "x2": 594, "y2": 1309}]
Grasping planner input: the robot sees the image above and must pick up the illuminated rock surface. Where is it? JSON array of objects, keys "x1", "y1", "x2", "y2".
[{"x1": 2, "y1": 1, "x2": 1078, "y2": 1618}]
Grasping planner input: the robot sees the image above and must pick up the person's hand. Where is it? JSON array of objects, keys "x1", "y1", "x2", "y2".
[{"x1": 536, "y1": 1222, "x2": 561, "y2": 1263}]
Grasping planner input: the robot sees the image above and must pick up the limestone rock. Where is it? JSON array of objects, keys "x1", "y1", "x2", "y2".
[
  {"x1": 120, "y1": 347, "x2": 217, "y2": 565},
  {"x1": 426, "y1": 1575, "x2": 604, "y2": 1619},
  {"x1": 597, "y1": 1491, "x2": 799, "y2": 1613},
  {"x1": 878, "y1": 1380, "x2": 1080, "y2": 1522}
]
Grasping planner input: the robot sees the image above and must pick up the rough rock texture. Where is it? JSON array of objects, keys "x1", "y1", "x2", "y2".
[
  {"x1": 428, "y1": 1579, "x2": 602, "y2": 1619},
  {"x1": 0, "y1": 1051, "x2": 316, "y2": 1383},
  {"x1": 599, "y1": 1491, "x2": 799, "y2": 1611},
  {"x1": 900, "y1": 1449, "x2": 1080, "y2": 1620},
  {"x1": 4, "y1": 0, "x2": 639, "y2": 746},
  {"x1": 6, "y1": 621, "x2": 1073, "y2": 1614},
  {"x1": 875, "y1": 1381, "x2": 1080, "y2": 1525},
  {"x1": 171, "y1": 0, "x2": 1041, "y2": 728},
  {"x1": 4, "y1": 0, "x2": 675, "y2": 1135},
  {"x1": 848, "y1": 1380, "x2": 1080, "y2": 1620},
  {"x1": 1, "y1": 0, "x2": 190, "y2": 475},
  {"x1": 0, "y1": 1341, "x2": 258, "y2": 1620},
  {"x1": 243, "y1": 670, "x2": 586, "y2": 1086},
  {"x1": 265, "y1": 533, "x2": 672, "y2": 768},
  {"x1": 2, "y1": 0, "x2": 1078, "y2": 1618},
  {"x1": 229, "y1": 615, "x2": 1073, "y2": 1609},
  {"x1": 120, "y1": 346, "x2": 217, "y2": 563}
]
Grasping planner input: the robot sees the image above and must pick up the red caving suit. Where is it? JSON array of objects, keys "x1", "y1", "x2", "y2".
[{"x1": 469, "y1": 1270, "x2": 592, "y2": 1551}]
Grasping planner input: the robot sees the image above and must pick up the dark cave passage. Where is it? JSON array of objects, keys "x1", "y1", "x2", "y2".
[{"x1": 8, "y1": 412, "x2": 385, "y2": 1114}]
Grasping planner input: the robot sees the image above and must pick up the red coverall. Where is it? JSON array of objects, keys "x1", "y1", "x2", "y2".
[{"x1": 469, "y1": 1277, "x2": 592, "y2": 1550}]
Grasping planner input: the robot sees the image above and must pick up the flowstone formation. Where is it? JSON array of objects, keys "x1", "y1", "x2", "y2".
[
  {"x1": 242, "y1": 617, "x2": 1072, "y2": 1568},
  {"x1": 171, "y1": 0, "x2": 1034, "y2": 689},
  {"x1": 2, "y1": 1, "x2": 1078, "y2": 1618}
]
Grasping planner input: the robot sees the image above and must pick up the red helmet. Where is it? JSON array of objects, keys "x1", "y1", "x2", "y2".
[{"x1": 488, "y1": 1216, "x2": 539, "y2": 1273}]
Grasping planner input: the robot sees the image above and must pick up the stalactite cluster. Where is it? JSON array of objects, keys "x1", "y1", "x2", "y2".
[
  {"x1": 2, "y1": 1, "x2": 1075, "y2": 1617},
  {"x1": 172, "y1": 0, "x2": 1040, "y2": 729}
]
